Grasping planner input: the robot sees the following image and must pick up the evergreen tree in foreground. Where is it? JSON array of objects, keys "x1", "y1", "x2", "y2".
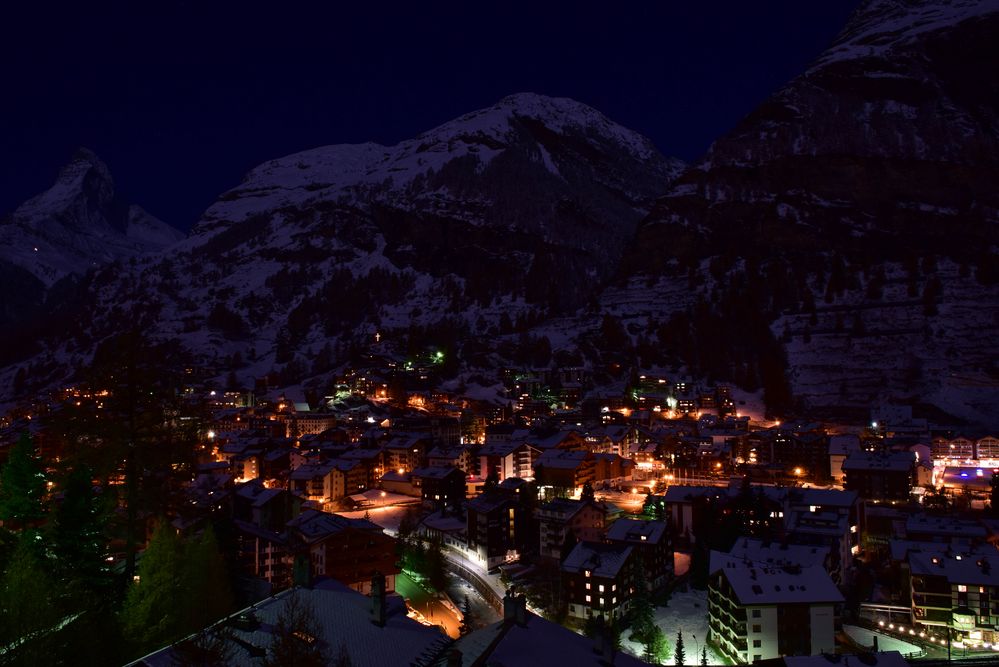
[
  {"x1": 122, "y1": 521, "x2": 184, "y2": 654},
  {"x1": 645, "y1": 626, "x2": 669, "y2": 665},
  {"x1": 48, "y1": 464, "x2": 112, "y2": 596},
  {"x1": 181, "y1": 526, "x2": 235, "y2": 632},
  {"x1": 629, "y1": 556, "x2": 656, "y2": 647},
  {"x1": 675, "y1": 629, "x2": 686, "y2": 666},
  {"x1": 0, "y1": 532, "x2": 60, "y2": 666},
  {"x1": 0, "y1": 432, "x2": 47, "y2": 529},
  {"x1": 459, "y1": 595, "x2": 473, "y2": 636}
]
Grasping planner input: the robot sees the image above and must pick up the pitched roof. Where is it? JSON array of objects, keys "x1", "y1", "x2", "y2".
[
  {"x1": 726, "y1": 538, "x2": 829, "y2": 569},
  {"x1": 605, "y1": 518, "x2": 668, "y2": 545},
  {"x1": 411, "y1": 466, "x2": 463, "y2": 480},
  {"x1": 287, "y1": 509, "x2": 381, "y2": 543},
  {"x1": 562, "y1": 542, "x2": 633, "y2": 578},
  {"x1": 534, "y1": 449, "x2": 588, "y2": 470},
  {"x1": 442, "y1": 612, "x2": 647, "y2": 667},
  {"x1": 130, "y1": 580, "x2": 447, "y2": 667}
]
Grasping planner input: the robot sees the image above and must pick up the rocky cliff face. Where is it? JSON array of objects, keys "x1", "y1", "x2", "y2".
[{"x1": 613, "y1": 0, "x2": 999, "y2": 425}]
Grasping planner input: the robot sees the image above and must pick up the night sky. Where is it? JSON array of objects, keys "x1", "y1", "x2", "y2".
[{"x1": 2, "y1": 1, "x2": 859, "y2": 231}]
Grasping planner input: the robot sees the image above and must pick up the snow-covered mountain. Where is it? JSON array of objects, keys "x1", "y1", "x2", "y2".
[
  {"x1": 0, "y1": 148, "x2": 184, "y2": 322},
  {"x1": 3, "y1": 94, "x2": 681, "y2": 397},
  {"x1": 610, "y1": 0, "x2": 999, "y2": 426},
  {"x1": 191, "y1": 91, "x2": 681, "y2": 301}
]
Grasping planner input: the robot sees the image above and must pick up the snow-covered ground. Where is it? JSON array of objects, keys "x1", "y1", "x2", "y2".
[
  {"x1": 843, "y1": 625, "x2": 923, "y2": 657},
  {"x1": 621, "y1": 587, "x2": 729, "y2": 665},
  {"x1": 448, "y1": 577, "x2": 501, "y2": 630},
  {"x1": 339, "y1": 502, "x2": 419, "y2": 536},
  {"x1": 593, "y1": 488, "x2": 648, "y2": 513}
]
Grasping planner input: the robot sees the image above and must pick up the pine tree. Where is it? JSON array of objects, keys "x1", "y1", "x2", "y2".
[
  {"x1": 645, "y1": 626, "x2": 669, "y2": 665},
  {"x1": 459, "y1": 595, "x2": 473, "y2": 636},
  {"x1": 424, "y1": 535, "x2": 448, "y2": 592},
  {"x1": 701, "y1": 645, "x2": 708, "y2": 666},
  {"x1": 675, "y1": 629, "x2": 686, "y2": 666},
  {"x1": 48, "y1": 464, "x2": 111, "y2": 596},
  {"x1": 181, "y1": 527, "x2": 234, "y2": 633},
  {"x1": 629, "y1": 557, "x2": 656, "y2": 646},
  {"x1": 0, "y1": 432, "x2": 47, "y2": 529},
  {"x1": 0, "y1": 532, "x2": 60, "y2": 665},
  {"x1": 122, "y1": 521, "x2": 185, "y2": 654},
  {"x1": 263, "y1": 590, "x2": 328, "y2": 667}
]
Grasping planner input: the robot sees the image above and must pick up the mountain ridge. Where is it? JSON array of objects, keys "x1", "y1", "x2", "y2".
[
  {"x1": 0, "y1": 93, "x2": 682, "y2": 402},
  {"x1": 609, "y1": 0, "x2": 999, "y2": 426}
]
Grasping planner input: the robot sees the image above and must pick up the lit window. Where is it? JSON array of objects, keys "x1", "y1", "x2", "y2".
[
  {"x1": 586, "y1": 595, "x2": 591, "y2": 603},
  {"x1": 599, "y1": 584, "x2": 605, "y2": 592},
  {"x1": 599, "y1": 598, "x2": 605, "y2": 606},
  {"x1": 585, "y1": 570, "x2": 591, "y2": 578},
  {"x1": 586, "y1": 582, "x2": 591, "y2": 590},
  {"x1": 959, "y1": 585, "x2": 967, "y2": 592},
  {"x1": 612, "y1": 584, "x2": 617, "y2": 592}
]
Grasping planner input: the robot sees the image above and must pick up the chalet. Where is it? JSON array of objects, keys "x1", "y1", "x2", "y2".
[
  {"x1": 562, "y1": 542, "x2": 637, "y2": 621},
  {"x1": 287, "y1": 509, "x2": 400, "y2": 593},
  {"x1": 382, "y1": 433, "x2": 431, "y2": 474},
  {"x1": 466, "y1": 491, "x2": 521, "y2": 569},
  {"x1": 410, "y1": 466, "x2": 466, "y2": 512},
  {"x1": 291, "y1": 412, "x2": 337, "y2": 437},
  {"x1": 828, "y1": 434, "x2": 861, "y2": 484},
  {"x1": 289, "y1": 459, "x2": 365, "y2": 508},
  {"x1": 536, "y1": 497, "x2": 607, "y2": 561},
  {"x1": 843, "y1": 451, "x2": 915, "y2": 501},
  {"x1": 605, "y1": 518, "x2": 673, "y2": 590},
  {"x1": 427, "y1": 444, "x2": 475, "y2": 474},
  {"x1": 533, "y1": 449, "x2": 633, "y2": 492},
  {"x1": 338, "y1": 446, "x2": 385, "y2": 488}
]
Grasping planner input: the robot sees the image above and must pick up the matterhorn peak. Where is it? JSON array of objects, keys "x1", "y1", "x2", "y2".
[{"x1": 0, "y1": 149, "x2": 183, "y2": 291}]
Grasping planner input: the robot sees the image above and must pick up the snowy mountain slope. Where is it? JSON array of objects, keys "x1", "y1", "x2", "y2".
[
  {"x1": 2, "y1": 94, "x2": 682, "y2": 398},
  {"x1": 192, "y1": 93, "x2": 680, "y2": 266},
  {"x1": 610, "y1": 0, "x2": 999, "y2": 426}
]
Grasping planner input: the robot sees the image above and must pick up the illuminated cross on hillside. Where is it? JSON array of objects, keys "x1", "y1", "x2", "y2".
[{"x1": 374, "y1": 332, "x2": 381, "y2": 343}]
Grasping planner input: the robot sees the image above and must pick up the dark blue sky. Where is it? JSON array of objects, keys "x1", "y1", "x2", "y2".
[{"x1": 2, "y1": 1, "x2": 859, "y2": 231}]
